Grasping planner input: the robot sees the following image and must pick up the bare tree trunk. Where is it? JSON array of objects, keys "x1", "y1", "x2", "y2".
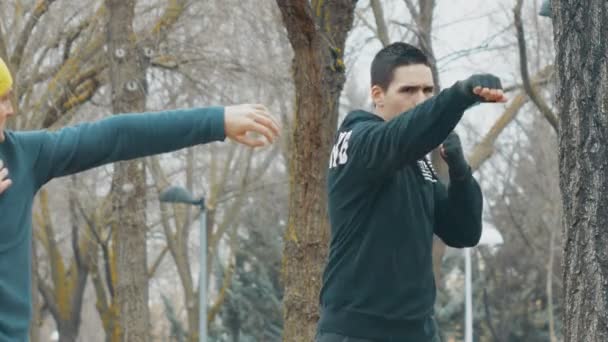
[
  {"x1": 275, "y1": 1, "x2": 355, "y2": 340},
  {"x1": 547, "y1": 227, "x2": 557, "y2": 342},
  {"x1": 106, "y1": 0, "x2": 150, "y2": 341},
  {"x1": 30, "y1": 243, "x2": 41, "y2": 342},
  {"x1": 553, "y1": 1, "x2": 608, "y2": 341}
]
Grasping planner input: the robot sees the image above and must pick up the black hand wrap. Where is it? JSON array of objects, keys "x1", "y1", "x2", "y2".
[
  {"x1": 456, "y1": 74, "x2": 503, "y2": 103},
  {"x1": 442, "y1": 132, "x2": 470, "y2": 180}
]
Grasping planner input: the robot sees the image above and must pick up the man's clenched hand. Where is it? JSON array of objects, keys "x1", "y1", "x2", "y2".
[
  {"x1": 440, "y1": 132, "x2": 470, "y2": 180},
  {"x1": 458, "y1": 74, "x2": 508, "y2": 103},
  {"x1": 224, "y1": 104, "x2": 281, "y2": 148}
]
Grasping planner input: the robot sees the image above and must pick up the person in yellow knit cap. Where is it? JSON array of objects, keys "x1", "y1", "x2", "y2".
[
  {"x1": 0, "y1": 57, "x2": 13, "y2": 195},
  {"x1": 0, "y1": 56, "x2": 281, "y2": 341}
]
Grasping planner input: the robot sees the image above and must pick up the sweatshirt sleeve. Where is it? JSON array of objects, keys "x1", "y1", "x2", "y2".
[
  {"x1": 345, "y1": 82, "x2": 477, "y2": 179},
  {"x1": 26, "y1": 107, "x2": 225, "y2": 187},
  {"x1": 433, "y1": 169, "x2": 483, "y2": 248}
]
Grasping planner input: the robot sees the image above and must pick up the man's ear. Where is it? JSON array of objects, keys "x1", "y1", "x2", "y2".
[{"x1": 371, "y1": 85, "x2": 385, "y2": 108}]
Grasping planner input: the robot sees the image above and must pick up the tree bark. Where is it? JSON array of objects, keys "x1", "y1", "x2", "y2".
[
  {"x1": 553, "y1": 1, "x2": 608, "y2": 341},
  {"x1": 105, "y1": 0, "x2": 150, "y2": 341},
  {"x1": 275, "y1": 1, "x2": 355, "y2": 340}
]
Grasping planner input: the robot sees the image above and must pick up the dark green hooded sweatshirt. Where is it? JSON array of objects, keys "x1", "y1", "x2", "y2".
[{"x1": 319, "y1": 82, "x2": 483, "y2": 341}]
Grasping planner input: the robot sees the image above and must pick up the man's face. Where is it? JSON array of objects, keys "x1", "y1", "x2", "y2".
[
  {"x1": 0, "y1": 91, "x2": 14, "y2": 142},
  {"x1": 371, "y1": 64, "x2": 434, "y2": 121}
]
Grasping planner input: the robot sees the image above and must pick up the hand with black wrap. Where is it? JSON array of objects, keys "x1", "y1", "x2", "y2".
[
  {"x1": 440, "y1": 132, "x2": 470, "y2": 180},
  {"x1": 457, "y1": 74, "x2": 507, "y2": 103}
]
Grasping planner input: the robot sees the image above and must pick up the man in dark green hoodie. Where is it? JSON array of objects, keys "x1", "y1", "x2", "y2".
[
  {"x1": 0, "y1": 57, "x2": 280, "y2": 342},
  {"x1": 317, "y1": 42, "x2": 507, "y2": 341}
]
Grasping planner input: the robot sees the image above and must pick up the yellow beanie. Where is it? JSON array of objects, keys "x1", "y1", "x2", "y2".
[{"x1": 0, "y1": 57, "x2": 13, "y2": 97}]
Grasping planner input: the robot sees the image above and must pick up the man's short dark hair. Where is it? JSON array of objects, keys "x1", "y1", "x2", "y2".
[{"x1": 371, "y1": 42, "x2": 430, "y2": 90}]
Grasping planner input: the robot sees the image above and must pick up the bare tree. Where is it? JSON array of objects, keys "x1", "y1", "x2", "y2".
[
  {"x1": 274, "y1": 0, "x2": 356, "y2": 340},
  {"x1": 32, "y1": 184, "x2": 97, "y2": 342},
  {"x1": 105, "y1": 0, "x2": 150, "y2": 340}
]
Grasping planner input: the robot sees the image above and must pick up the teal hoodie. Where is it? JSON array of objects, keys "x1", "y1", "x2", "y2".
[
  {"x1": 0, "y1": 107, "x2": 225, "y2": 341},
  {"x1": 319, "y1": 82, "x2": 483, "y2": 340}
]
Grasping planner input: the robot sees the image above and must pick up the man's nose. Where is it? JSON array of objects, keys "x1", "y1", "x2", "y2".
[
  {"x1": 414, "y1": 91, "x2": 427, "y2": 105},
  {"x1": 4, "y1": 101, "x2": 14, "y2": 116}
]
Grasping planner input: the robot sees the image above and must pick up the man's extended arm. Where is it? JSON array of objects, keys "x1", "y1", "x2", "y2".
[
  {"x1": 346, "y1": 74, "x2": 504, "y2": 178},
  {"x1": 18, "y1": 104, "x2": 279, "y2": 187}
]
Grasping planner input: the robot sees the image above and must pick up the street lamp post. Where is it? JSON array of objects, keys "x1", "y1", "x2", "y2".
[
  {"x1": 464, "y1": 248, "x2": 473, "y2": 342},
  {"x1": 464, "y1": 226, "x2": 503, "y2": 342},
  {"x1": 160, "y1": 186, "x2": 207, "y2": 342}
]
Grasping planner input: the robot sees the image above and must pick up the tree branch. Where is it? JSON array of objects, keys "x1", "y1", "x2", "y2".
[
  {"x1": 468, "y1": 65, "x2": 554, "y2": 171},
  {"x1": 147, "y1": 245, "x2": 169, "y2": 279},
  {"x1": 514, "y1": 0, "x2": 558, "y2": 132},
  {"x1": 37, "y1": 189, "x2": 72, "y2": 321},
  {"x1": 482, "y1": 287, "x2": 501, "y2": 341},
  {"x1": 276, "y1": 0, "x2": 317, "y2": 48},
  {"x1": 31, "y1": 0, "x2": 189, "y2": 129},
  {"x1": 150, "y1": 0, "x2": 188, "y2": 37},
  {"x1": 10, "y1": 0, "x2": 57, "y2": 71},
  {"x1": 69, "y1": 177, "x2": 83, "y2": 268},
  {"x1": 370, "y1": 0, "x2": 390, "y2": 47},
  {"x1": 90, "y1": 262, "x2": 110, "y2": 316},
  {"x1": 207, "y1": 231, "x2": 236, "y2": 324},
  {"x1": 37, "y1": 279, "x2": 60, "y2": 322},
  {"x1": 403, "y1": 0, "x2": 419, "y2": 19},
  {"x1": 101, "y1": 237, "x2": 115, "y2": 299},
  {"x1": 40, "y1": 62, "x2": 105, "y2": 128},
  {"x1": 209, "y1": 150, "x2": 254, "y2": 257},
  {"x1": 0, "y1": 23, "x2": 9, "y2": 62},
  {"x1": 148, "y1": 156, "x2": 196, "y2": 307},
  {"x1": 469, "y1": 92, "x2": 528, "y2": 171},
  {"x1": 503, "y1": 75, "x2": 552, "y2": 93}
]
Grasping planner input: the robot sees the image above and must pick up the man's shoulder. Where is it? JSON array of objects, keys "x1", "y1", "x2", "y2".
[
  {"x1": 2, "y1": 130, "x2": 20, "y2": 146},
  {"x1": 3, "y1": 130, "x2": 51, "y2": 152},
  {"x1": 339, "y1": 110, "x2": 381, "y2": 130},
  {"x1": 9, "y1": 129, "x2": 43, "y2": 139}
]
